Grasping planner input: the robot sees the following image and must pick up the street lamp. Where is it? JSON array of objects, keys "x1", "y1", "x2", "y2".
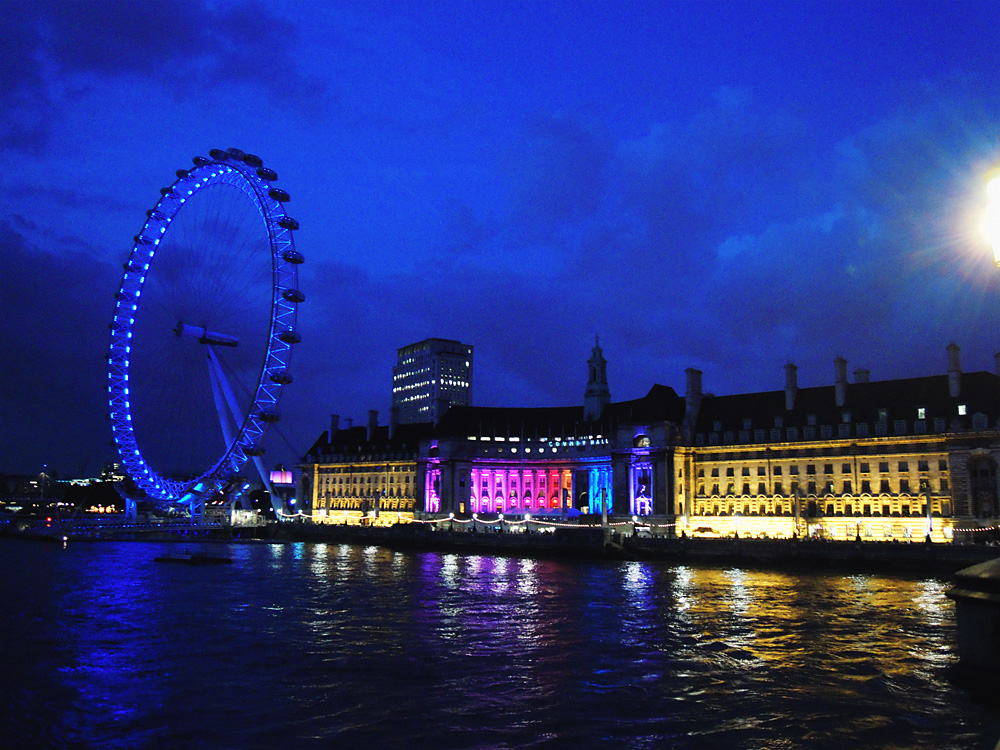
[{"x1": 985, "y1": 166, "x2": 1000, "y2": 266}]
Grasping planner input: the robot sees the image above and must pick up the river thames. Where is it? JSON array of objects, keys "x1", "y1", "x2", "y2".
[{"x1": 1, "y1": 538, "x2": 997, "y2": 749}]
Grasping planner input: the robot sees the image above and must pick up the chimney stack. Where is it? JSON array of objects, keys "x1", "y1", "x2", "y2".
[
  {"x1": 834, "y1": 357, "x2": 848, "y2": 407},
  {"x1": 947, "y1": 343, "x2": 961, "y2": 398},
  {"x1": 345, "y1": 417, "x2": 353, "y2": 430},
  {"x1": 784, "y1": 363, "x2": 798, "y2": 411},
  {"x1": 389, "y1": 405, "x2": 400, "y2": 438},
  {"x1": 368, "y1": 409, "x2": 379, "y2": 441},
  {"x1": 853, "y1": 368, "x2": 870, "y2": 384},
  {"x1": 330, "y1": 414, "x2": 339, "y2": 441},
  {"x1": 685, "y1": 368, "x2": 703, "y2": 425}
]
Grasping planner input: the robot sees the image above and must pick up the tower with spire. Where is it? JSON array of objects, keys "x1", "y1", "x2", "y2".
[{"x1": 583, "y1": 336, "x2": 611, "y2": 421}]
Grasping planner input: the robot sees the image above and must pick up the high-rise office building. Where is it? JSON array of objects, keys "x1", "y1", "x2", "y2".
[{"x1": 392, "y1": 338, "x2": 473, "y2": 424}]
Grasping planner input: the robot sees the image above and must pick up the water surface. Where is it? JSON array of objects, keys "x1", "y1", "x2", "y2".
[{"x1": 0, "y1": 539, "x2": 996, "y2": 749}]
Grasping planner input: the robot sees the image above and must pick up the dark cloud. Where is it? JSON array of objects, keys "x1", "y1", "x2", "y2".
[
  {"x1": 0, "y1": 0, "x2": 331, "y2": 154},
  {"x1": 0, "y1": 219, "x2": 117, "y2": 475},
  {"x1": 505, "y1": 113, "x2": 613, "y2": 242}
]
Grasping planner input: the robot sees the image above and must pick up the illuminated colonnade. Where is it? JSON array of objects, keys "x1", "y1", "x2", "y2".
[{"x1": 467, "y1": 466, "x2": 573, "y2": 514}]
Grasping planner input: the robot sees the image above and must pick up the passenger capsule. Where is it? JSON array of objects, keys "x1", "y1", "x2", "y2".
[
  {"x1": 209, "y1": 148, "x2": 228, "y2": 160},
  {"x1": 245, "y1": 446, "x2": 266, "y2": 457},
  {"x1": 258, "y1": 411, "x2": 281, "y2": 423},
  {"x1": 192, "y1": 155, "x2": 210, "y2": 166},
  {"x1": 133, "y1": 235, "x2": 153, "y2": 245},
  {"x1": 257, "y1": 167, "x2": 278, "y2": 181},
  {"x1": 278, "y1": 216, "x2": 299, "y2": 230},
  {"x1": 226, "y1": 148, "x2": 246, "y2": 160},
  {"x1": 281, "y1": 288, "x2": 305, "y2": 303},
  {"x1": 175, "y1": 169, "x2": 189, "y2": 178},
  {"x1": 278, "y1": 329, "x2": 301, "y2": 344},
  {"x1": 281, "y1": 249, "x2": 304, "y2": 264},
  {"x1": 268, "y1": 188, "x2": 290, "y2": 202},
  {"x1": 242, "y1": 153, "x2": 263, "y2": 168},
  {"x1": 160, "y1": 187, "x2": 174, "y2": 196},
  {"x1": 269, "y1": 371, "x2": 294, "y2": 385}
]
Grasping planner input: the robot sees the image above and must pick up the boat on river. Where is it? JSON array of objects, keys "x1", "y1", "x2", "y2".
[{"x1": 154, "y1": 552, "x2": 232, "y2": 565}]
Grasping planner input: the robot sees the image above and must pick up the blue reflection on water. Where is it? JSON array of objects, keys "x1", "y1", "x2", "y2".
[{"x1": 0, "y1": 539, "x2": 997, "y2": 749}]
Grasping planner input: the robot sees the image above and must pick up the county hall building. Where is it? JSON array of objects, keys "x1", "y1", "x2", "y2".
[{"x1": 301, "y1": 341, "x2": 1000, "y2": 543}]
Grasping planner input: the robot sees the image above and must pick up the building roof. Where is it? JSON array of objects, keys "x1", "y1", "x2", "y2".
[
  {"x1": 693, "y1": 371, "x2": 1000, "y2": 437},
  {"x1": 303, "y1": 421, "x2": 434, "y2": 462},
  {"x1": 434, "y1": 383, "x2": 685, "y2": 440}
]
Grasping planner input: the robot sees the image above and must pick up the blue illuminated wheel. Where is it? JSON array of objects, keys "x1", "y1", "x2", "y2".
[{"x1": 107, "y1": 149, "x2": 304, "y2": 508}]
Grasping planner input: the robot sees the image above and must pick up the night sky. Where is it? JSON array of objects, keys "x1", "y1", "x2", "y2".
[{"x1": 3, "y1": 0, "x2": 999, "y2": 479}]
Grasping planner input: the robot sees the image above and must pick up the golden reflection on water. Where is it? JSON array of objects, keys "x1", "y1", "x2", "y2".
[{"x1": 661, "y1": 565, "x2": 956, "y2": 682}]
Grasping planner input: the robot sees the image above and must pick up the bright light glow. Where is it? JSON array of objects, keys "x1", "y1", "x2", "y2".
[{"x1": 985, "y1": 176, "x2": 1000, "y2": 267}]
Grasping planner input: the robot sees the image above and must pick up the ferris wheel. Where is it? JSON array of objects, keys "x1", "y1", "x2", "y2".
[{"x1": 107, "y1": 148, "x2": 304, "y2": 519}]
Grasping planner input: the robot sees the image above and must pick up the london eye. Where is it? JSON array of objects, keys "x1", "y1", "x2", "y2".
[{"x1": 107, "y1": 149, "x2": 304, "y2": 520}]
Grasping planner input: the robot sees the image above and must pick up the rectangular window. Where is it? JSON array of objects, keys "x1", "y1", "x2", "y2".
[
  {"x1": 806, "y1": 464, "x2": 816, "y2": 475},
  {"x1": 880, "y1": 479, "x2": 891, "y2": 493},
  {"x1": 826, "y1": 503, "x2": 835, "y2": 515},
  {"x1": 843, "y1": 480, "x2": 852, "y2": 493},
  {"x1": 917, "y1": 460, "x2": 929, "y2": 472},
  {"x1": 845, "y1": 503, "x2": 853, "y2": 515},
  {"x1": 861, "y1": 480, "x2": 871, "y2": 493},
  {"x1": 726, "y1": 467, "x2": 735, "y2": 477},
  {"x1": 898, "y1": 461, "x2": 909, "y2": 472},
  {"x1": 774, "y1": 466, "x2": 783, "y2": 476},
  {"x1": 742, "y1": 483, "x2": 750, "y2": 495},
  {"x1": 790, "y1": 466, "x2": 800, "y2": 475},
  {"x1": 900, "y1": 479, "x2": 910, "y2": 493},
  {"x1": 879, "y1": 462, "x2": 889, "y2": 472},
  {"x1": 774, "y1": 482, "x2": 784, "y2": 495},
  {"x1": 939, "y1": 459, "x2": 948, "y2": 471},
  {"x1": 917, "y1": 407, "x2": 926, "y2": 420},
  {"x1": 711, "y1": 468, "x2": 719, "y2": 477},
  {"x1": 882, "y1": 504, "x2": 890, "y2": 516},
  {"x1": 757, "y1": 482, "x2": 766, "y2": 494},
  {"x1": 741, "y1": 467, "x2": 750, "y2": 476},
  {"x1": 940, "y1": 478, "x2": 949, "y2": 491},
  {"x1": 842, "y1": 463, "x2": 851, "y2": 474},
  {"x1": 863, "y1": 504, "x2": 871, "y2": 515},
  {"x1": 757, "y1": 466, "x2": 766, "y2": 476},
  {"x1": 842, "y1": 412, "x2": 851, "y2": 423},
  {"x1": 808, "y1": 481, "x2": 816, "y2": 494}
]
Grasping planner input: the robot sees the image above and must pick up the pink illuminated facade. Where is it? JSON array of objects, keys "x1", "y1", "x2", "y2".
[{"x1": 415, "y1": 383, "x2": 685, "y2": 519}]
